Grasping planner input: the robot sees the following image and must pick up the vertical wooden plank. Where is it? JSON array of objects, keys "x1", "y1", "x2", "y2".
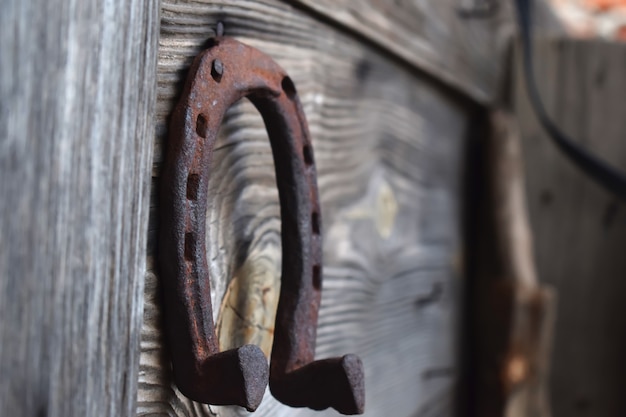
[
  {"x1": 0, "y1": 0, "x2": 159, "y2": 415},
  {"x1": 514, "y1": 39, "x2": 626, "y2": 417},
  {"x1": 469, "y1": 110, "x2": 555, "y2": 417}
]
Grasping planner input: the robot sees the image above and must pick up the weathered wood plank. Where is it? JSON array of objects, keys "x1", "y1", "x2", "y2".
[
  {"x1": 139, "y1": 1, "x2": 470, "y2": 416},
  {"x1": 0, "y1": 0, "x2": 159, "y2": 415},
  {"x1": 287, "y1": 0, "x2": 511, "y2": 104},
  {"x1": 286, "y1": 0, "x2": 561, "y2": 104},
  {"x1": 514, "y1": 38, "x2": 626, "y2": 417}
]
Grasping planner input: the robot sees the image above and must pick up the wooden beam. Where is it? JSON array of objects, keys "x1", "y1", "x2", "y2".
[
  {"x1": 469, "y1": 110, "x2": 555, "y2": 417},
  {"x1": 286, "y1": 0, "x2": 560, "y2": 105},
  {"x1": 0, "y1": 0, "x2": 159, "y2": 415},
  {"x1": 286, "y1": 0, "x2": 511, "y2": 104}
]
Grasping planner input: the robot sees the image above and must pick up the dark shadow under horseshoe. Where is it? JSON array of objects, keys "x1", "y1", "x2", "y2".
[{"x1": 159, "y1": 37, "x2": 365, "y2": 414}]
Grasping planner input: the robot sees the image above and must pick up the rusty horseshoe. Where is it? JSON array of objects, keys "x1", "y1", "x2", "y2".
[{"x1": 159, "y1": 35, "x2": 365, "y2": 414}]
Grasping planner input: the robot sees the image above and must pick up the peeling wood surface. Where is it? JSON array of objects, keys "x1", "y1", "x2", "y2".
[
  {"x1": 138, "y1": 1, "x2": 469, "y2": 416},
  {"x1": 0, "y1": 0, "x2": 158, "y2": 415},
  {"x1": 514, "y1": 38, "x2": 626, "y2": 417}
]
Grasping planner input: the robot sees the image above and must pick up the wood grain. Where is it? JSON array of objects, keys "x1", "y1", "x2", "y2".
[
  {"x1": 0, "y1": 0, "x2": 158, "y2": 416},
  {"x1": 287, "y1": 0, "x2": 513, "y2": 104},
  {"x1": 514, "y1": 38, "x2": 626, "y2": 417},
  {"x1": 139, "y1": 1, "x2": 470, "y2": 416},
  {"x1": 287, "y1": 0, "x2": 561, "y2": 104}
]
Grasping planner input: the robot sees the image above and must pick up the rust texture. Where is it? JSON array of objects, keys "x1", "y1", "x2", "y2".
[{"x1": 159, "y1": 36, "x2": 364, "y2": 414}]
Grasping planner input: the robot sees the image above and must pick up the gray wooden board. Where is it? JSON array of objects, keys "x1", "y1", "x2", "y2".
[
  {"x1": 514, "y1": 38, "x2": 626, "y2": 417},
  {"x1": 0, "y1": 0, "x2": 159, "y2": 416},
  {"x1": 288, "y1": 0, "x2": 562, "y2": 105},
  {"x1": 139, "y1": 0, "x2": 470, "y2": 416}
]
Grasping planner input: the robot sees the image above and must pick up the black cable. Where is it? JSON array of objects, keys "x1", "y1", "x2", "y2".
[{"x1": 515, "y1": 0, "x2": 626, "y2": 201}]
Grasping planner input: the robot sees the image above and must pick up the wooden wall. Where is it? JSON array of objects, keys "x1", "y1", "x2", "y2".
[
  {"x1": 2, "y1": 1, "x2": 555, "y2": 416},
  {"x1": 138, "y1": 1, "x2": 474, "y2": 416},
  {"x1": 514, "y1": 38, "x2": 626, "y2": 417},
  {"x1": 0, "y1": 0, "x2": 158, "y2": 415}
]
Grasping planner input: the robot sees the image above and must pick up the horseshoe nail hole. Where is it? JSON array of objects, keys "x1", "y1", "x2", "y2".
[
  {"x1": 196, "y1": 114, "x2": 208, "y2": 138},
  {"x1": 281, "y1": 76, "x2": 297, "y2": 99},
  {"x1": 211, "y1": 59, "x2": 224, "y2": 82},
  {"x1": 312, "y1": 264, "x2": 321, "y2": 290},
  {"x1": 311, "y1": 211, "x2": 320, "y2": 235},
  {"x1": 303, "y1": 144, "x2": 314, "y2": 165},
  {"x1": 184, "y1": 233, "x2": 195, "y2": 261},
  {"x1": 187, "y1": 174, "x2": 200, "y2": 200}
]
